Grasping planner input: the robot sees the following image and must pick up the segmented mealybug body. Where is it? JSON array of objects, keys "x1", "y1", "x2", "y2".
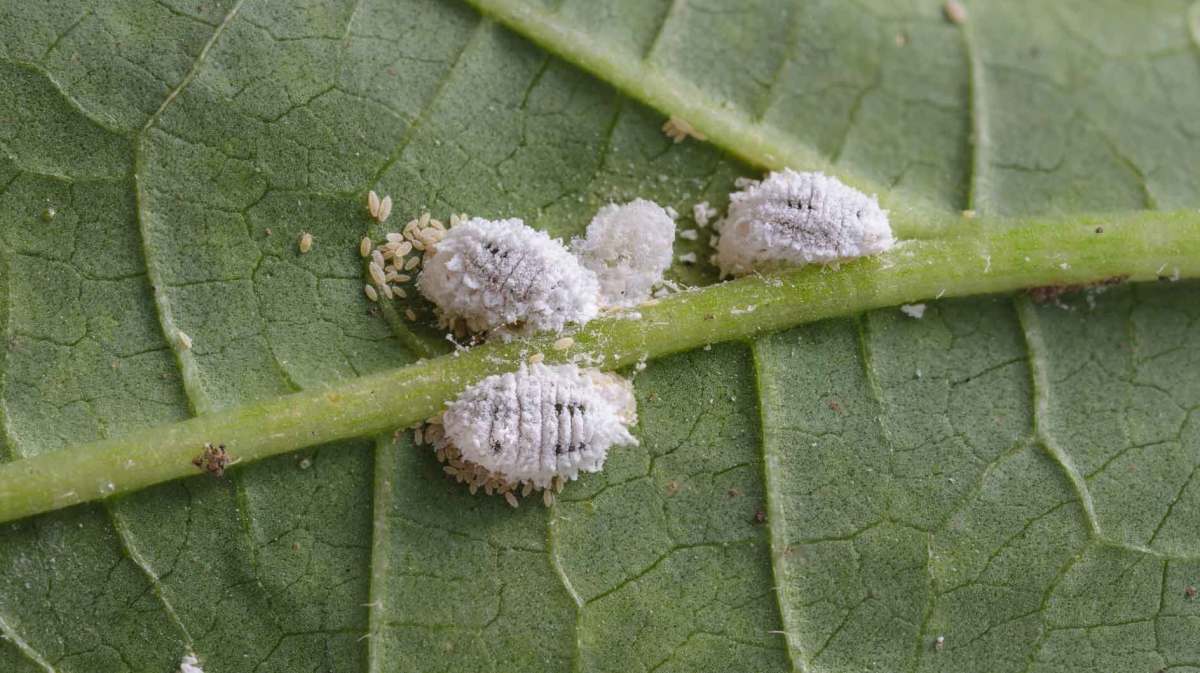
[
  {"x1": 715, "y1": 170, "x2": 893, "y2": 277},
  {"x1": 418, "y1": 218, "x2": 600, "y2": 336},
  {"x1": 440, "y1": 363, "x2": 637, "y2": 488},
  {"x1": 573, "y1": 199, "x2": 676, "y2": 307}
]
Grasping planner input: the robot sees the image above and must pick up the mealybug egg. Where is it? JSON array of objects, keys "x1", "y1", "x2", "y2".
[
  {"x1": 573, "y1": 199, "x2": 675, "y2": 308},
  {"x1": 418, "y1": 218, "x2": 600, "y2": 336},
  {"x1": 439, "y1": 363, "x2": 637, "y2": 489},
  {"x1": 714, "y1": 169, "x2": 893, "y2": 277}
]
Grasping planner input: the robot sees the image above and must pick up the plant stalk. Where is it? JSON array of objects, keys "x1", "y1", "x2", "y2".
[{"x1": 0, "y1": 212, "x2": 1196, "y2": 523}]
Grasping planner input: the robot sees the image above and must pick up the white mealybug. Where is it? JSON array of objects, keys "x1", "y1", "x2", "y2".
[
  {"x1": 418, "y1": 218, "x2": 600, "y2": 336},
  {"x1": 572, "y1": 199, "x2": 675, "y2": 308},
  {"x1": 439, "y1": 363, "x2": 637, "y2": 491},
  {"x1": 714, "y1": 169, "x2": 893, "y2": 277}
]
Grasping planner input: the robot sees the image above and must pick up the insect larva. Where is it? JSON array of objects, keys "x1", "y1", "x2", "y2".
[
  {"x1": 371, "y1": 249, "x2": 385, "y2": 268},
  {"x1": 380, "y1": 283, "x2": 394, "y2": 300},
  {"x1": 177, "y1": 331, "x2": 192, "y2": 350},
  {"x1": 179, "y1": 652, "x2": 204, "y2": 673},
  {"x1": 404, "y1": 256, "x2": 421, "y2": 271},
  {"x1": 943, "y1": 0, "x2": 967, "y2": 24},
  {"x1": 572, "y1": 199, "x2": 675, "y2": 308},
  {"x1": 367, "y1": 190, "x2": 381, "y2": 218},
  {"x1": 368, "y1": 262, "x2": 386, "y2": 286},
  {"x1": 528, "y1": 352, "x2": 545, "y2": 364},
  {"x1": 418, "y1": 218, "x2": 600, "y2": 336},
  {"x1": 661, "y1": 116, "x2": 707, "y2": 143},
  {"x1": 714, "y1": 169, "x2": 893, "y2": 277},
  {"x1": 299, "y1": 232, "x2": 314, "y2": 254},
  {"x1": 360, "y1": 237, "x2": 372, "y2": 258},
  {"x1": 376, "y1": 196, "x2": 393, "y2": 223},
  {"x1": 438, "y1": 363, "x2": 637, "y2": 489},
  {"x1": 679, "y1": 229, "x2": 699, "y2": 241},
  {"x1": 393, "y1": 286, "x2": 407, "y2": 299},
  {"x1": 504, "y1": 492, "x2": 519, "y2": 508},
  {"x1": 364, "y1": 284, "x2": 378, "y2": 301},
  {"x1": 404, "y1": 308, "x2": 417, "y2": 321},
  {"x1": 553, "y1": 337, "x2": 574, "y2": 350}
]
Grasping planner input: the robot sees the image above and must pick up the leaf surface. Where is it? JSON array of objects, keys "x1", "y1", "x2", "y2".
[{"x1": 1, "y1": 1, "x2": 1198, "y2": 673}]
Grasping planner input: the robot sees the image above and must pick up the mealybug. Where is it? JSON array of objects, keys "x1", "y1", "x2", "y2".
[
  {"x1": 714, "y1": 170, "x2": 893, "y2": 277},
  {"x1": 418, "y1": 218, "x2": 599, "y2": 336},
  {"x1": 438, "y1": 363, "x2": 637, "y2": 491},
  {"x1": 573, "y1": 199, "x2": 675, "y2": 308}
]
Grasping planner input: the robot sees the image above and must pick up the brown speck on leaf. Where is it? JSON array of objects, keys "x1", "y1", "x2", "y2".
[
  {"x1": 894, "y1": 31, "x2": 909, "y2": 47},
  {"x1": 1094, "y1": 226, "x2": 1104, "y2": 234},
  {"x1": 666, "y1": 480, "x2": 681, "y2": 497},
  {"x1": 753, "y1": 508, "x2": 767, "y2": 525},
  {"x1": 827, "y1": 400, "x2": 843, "y2": 413},
  {"x1": 727, "y1": 488, "x2": 743, "y2": 498},
  {"x1": 291, "y1": 542, "x2": 300, "y2": 552},
  {"x1": 934, "y1": 635, "x2": 945, "y2": 652},
  {"x1": 703, "y1": 313, "x2": 716, "y2": 320},
  {"x1": 1186, "y1": 585, "x2": 1197, "y2": 600},
  {"x1": 1028, "y1": 275, "x2": 1128, "y2": 303},
  {"x1": 264, "y1": 228, "x2": 272, "y2": 236},
  {"x1": 192, "y1": 442, "x2": 233, "y2": 478}
]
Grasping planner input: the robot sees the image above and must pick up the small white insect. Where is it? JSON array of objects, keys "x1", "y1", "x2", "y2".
[
  {"x1": 573, "y1": 199, "x2": 675, "y2": 308},
  {"x1": 179, "y1": 653, "x2": 204, "y2": 673},
  {"x1": 439, "y1": 363, "x2": 638, "y2": 489},
  {"x1": 900, "y1": 303, "x2": 926, "y2": 319},
  {"x1": 553, "y1": 336, "x2": 574, "y2": 351},
  {"x1": 368, "y1": 261, "x2": 386, "y2": 286},
  {"x1": 298, "y1": 232, "x2": 313, "y2": 254},
  {"x1": 364, "y1": 284, "x2": 378, "y2": 302},
  {"x1": 714, "y1": 169, "x2": 893, "y2": 277},
  {"x1": 367, "y1": 190, "x2": 381, "y2": 218},
  {"x1": 359, "y1": 236, "x2": 372, "y2": 258},
  {"x1": 419, "y1": 217, "x2": 600, "y2": 336},
  {"x1": 176, "y1": 331, "x2": 192, "y2": 350},
  {"x1": 377, "y1": 196, "x2": 393, "y2": 223}
]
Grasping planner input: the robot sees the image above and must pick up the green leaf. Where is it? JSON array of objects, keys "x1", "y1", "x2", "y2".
[{"x1": 0, "y1": 2, "x2": 1198, "y2": 673}]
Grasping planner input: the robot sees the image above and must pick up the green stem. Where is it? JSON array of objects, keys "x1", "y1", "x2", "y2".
[{"x1": 0, "y1": 212, "x2": 1196, "y2": 523}]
